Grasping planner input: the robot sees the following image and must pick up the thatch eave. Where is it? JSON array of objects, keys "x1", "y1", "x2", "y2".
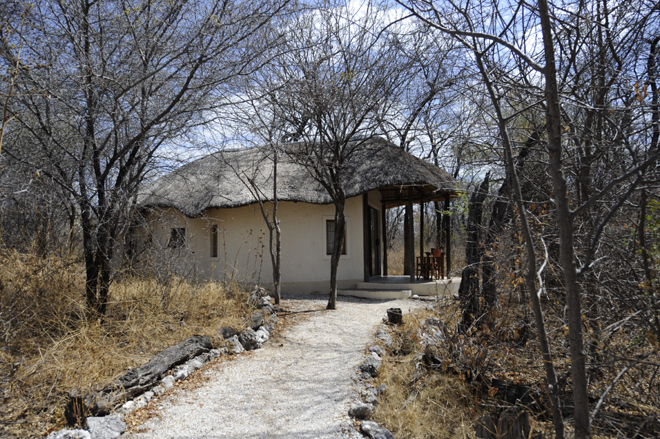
[{"x1": 137, "y1": 137, "x2": 461, "y2": 217}]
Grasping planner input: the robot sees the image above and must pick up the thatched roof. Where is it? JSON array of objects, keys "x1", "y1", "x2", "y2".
[{"x1": 138, "y1": 137, "x2": 460, "y2": 217}]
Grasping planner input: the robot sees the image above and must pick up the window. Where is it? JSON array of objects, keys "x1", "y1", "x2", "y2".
[
  {"x1": 210, "y1": 224, "x2": 218, "y2": 258},
  {"x1": 326, "y1": 220, "x2": 347, "y2": 255},
  {"x1": 168, "y1": 227, "x2": 186, "y2": 248}
]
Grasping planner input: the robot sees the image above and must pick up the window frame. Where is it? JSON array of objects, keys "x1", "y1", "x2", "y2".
[
  {"x1": 168, "y1": 227, "x2": 186, "y2": 249},
  {"x1": 323, "y1": 215, "x2": 350, "y2": 259},
  {"x1": 210, "y1": 224, "x2": 219, "y2": 258}
]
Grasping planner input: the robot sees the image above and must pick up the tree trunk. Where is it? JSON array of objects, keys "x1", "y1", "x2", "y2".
[
  {"x1": 458, "y1": 173, "x2": 489, "y2": 332},
  {"x1": 482, "y1": 132, "x2": 537, "y2": 311},
  {"x1": 328, "y1": 193, "x2": 346, "y2": 310},
  {"x1": 538, "y1": 0, "x2": 591, "y2": 435}
]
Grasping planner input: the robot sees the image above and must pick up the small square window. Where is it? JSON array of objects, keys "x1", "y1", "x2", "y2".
[
  {"x1": 168, "y1": 228, "x2": 186, "y2": 248},
  {"x1": 326, "y1": 220, "x2": 347, "y2": 255}
]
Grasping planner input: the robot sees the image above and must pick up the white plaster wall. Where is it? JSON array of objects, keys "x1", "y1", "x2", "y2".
[{"x1": 148, "y1": 190, "x2": 383, "y2": 294}]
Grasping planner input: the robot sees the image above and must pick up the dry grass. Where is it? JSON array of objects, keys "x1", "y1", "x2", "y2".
[
  {"x1": 374, "y1": 296, "x2": 660, "y2": 439},
  {"x1": 0, "y1": 248, "x2": 253, "y2": 438},
  {"x1": 371, "y1": 308, "x2": 479, "y2": 439}
]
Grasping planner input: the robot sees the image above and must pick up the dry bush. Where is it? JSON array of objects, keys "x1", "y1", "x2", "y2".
[
  {"x1": 0, "y1": 247, "x2": 253, "y2": 438},
  {"x1": 372, "y1": 309, "x2": 479, "y2": 439}
]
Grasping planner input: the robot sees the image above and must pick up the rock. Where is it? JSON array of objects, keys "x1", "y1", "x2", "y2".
[
  {"x1": 46, "y1": 430, "x2": 92, "y2": 439},
  {"x1": 364, "y1": 392, "x2": 378, "y2": 405},
  {"x1": 220, "y1": 326, "x2": 238, "y2": 340},
  {"x1": 197, "y1": 352, "x2": 212, "y2": 362},
  {"x1": 134, "y1": 397, "x2": 147, "y2": 409},
  {"x1": 151, "y1": 385, "x2": 165, "y2": 396},
  {"x1": 226, "y1": 335, "x2": 245, "y2": 354},
  {"x1": 376, "y1": 384, "x2": 387, "y2": 395},
  {"x1": 361, "y1": 421, "x2": 395, "y2": 439},
  {"x1": 368, "y1": 345, "x2": 386, "y2": 358},
  {"x1": 187, "y1": 358, "x2": 204, "y2": 370},
  {"x1": 161, "y1": 375, "x2": 175, "y2": 389},
  {"x1": 248, "y1": 287, "x2": 268, "y2": 306},
  {"x1": 258, "y1": 297, "x2": 275, "y2": 314},
  {"x1": 119, "y1": 400, "x2": 135, "y2": 415},
  {"x1": 359, "y1": 372, "x2": 373, "y2": 380},
  {"x1": 349, "y1": 403, "x2": 375, "y2": 420},
  {"x1": 421, "y1": 317, "x2": 443, "y2": 328},
  {"x1": 420, "y1": 317, "x2": 446, "y2": 345},
  {"x1": 247, "y1": 312, "x2": 265, "y2": 330},
  {"x1": 86, "y1": 415, "x2": 126, "y2": 439},
  {"x1": 141, "y1": 391, "x2": 154, "y2": 402},
  {"x1": 239, "y1": 328, "x2": 263, "y2": 350},
  {"x1": 412, "y1": 294, "x2": 420, "y2": 299},
  {"x1": 255, "y1": 327, "x2": 270, "y2": 344},
  {"x1": 359, "y1": 353, "x2": 382, "y2": 377},
  {"x1": 209, "y1": 348, "x2": 224, "y2": 358},
  {"x1": 173, "y1": 365, "x2": 191, "y2": 381},
  {"x1": 375, "y1": 327, "x2": 392, "y2": 348}
]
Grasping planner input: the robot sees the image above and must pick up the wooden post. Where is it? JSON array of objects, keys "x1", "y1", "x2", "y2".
[
  {"x1": 382, "y1": 203, "x2": 388, "y2": 276},
  {"x1": 444, "y1": 196, "x2": 451, "y2": 276},
  {"x1": 363, "y1": 193, "x2": 371, "y2": 282},
  {"x1": 407, "y1": 188, "x2": 415, "y2": 283},
  {"x1": 420, "y1": 196, "x2": 425, "y2": 258}
]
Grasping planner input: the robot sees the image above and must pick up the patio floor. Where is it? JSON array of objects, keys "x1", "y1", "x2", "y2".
[{"x1": 356, "y1": 275, "x2": 461, "y2": 296}]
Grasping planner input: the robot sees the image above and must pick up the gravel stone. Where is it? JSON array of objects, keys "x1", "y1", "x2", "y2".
[
  {"x1": 187, "y1": 358, "x2": 204, "y2": 370},
  {"x1": 151, "y1": 385, "x2": 165, "y2": 396},
  {"x1": 220, "y1": 327, "x2": 237, "y2": 339},
  {"x1": 361, "y1": 421, "x2": 395, "y2": 439},
  {"x1": 225, "y1": 335, "x2": 244, "y2": 354},
  {"x1": 375, "y1": 327, "x2": 392, "y2": 348},
  {"x1": 173, "y1": 365, "x2": 191, "y2": 381},
  {"x1": 363, "y1": 392, "x2": 378, "y2": 405},
  {"x1": 359, "y1": 353, "x2": 382, "y2": 377},
  {"x1": 368, "y1": 345, "x2": 386, "y2": 358},
  {"x1": 125, "y1": 296, "x2": 422, "y2": 439},
  {"x1": 238, "y1": 328, "x2": 263, "y2": 350},
  {"x1": 46, "y1": 430, "x2": 92, "y2": 439},
  {"x1": 119, "y1": 400, "x2": 135, "y2": 415},
  {"x1": 255, "y1": 327, "x2": 270, "y2": 343},
  {"x1": 161, "y1": 375, "x2": 175, "y2": 389},
  {"x1": 86, "y1": 415, "x2": 126, "y2": 439},
  {"x1": 348, "y1": 403, "x2": 375, "y2": 420}
]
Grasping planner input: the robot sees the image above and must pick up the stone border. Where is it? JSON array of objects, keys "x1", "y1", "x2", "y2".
[
  {"x1": 47, "y1": 294, "x2": 278, "y2": 439},
  {"x1": 347, "y1": 323, "x2": 396, "y2": 439}
]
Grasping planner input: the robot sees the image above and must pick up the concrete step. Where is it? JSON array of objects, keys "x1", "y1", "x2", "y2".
[
  {"x1": 337, "y1": 289, "x2": 412, "y2": 300},
  {"x1": 356, "y1": 277, "x2": 461, "y2": 296}
]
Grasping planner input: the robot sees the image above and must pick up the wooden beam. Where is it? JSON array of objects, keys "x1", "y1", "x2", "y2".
[
  {"x1": 363, "y1": 193, "x2": 371, "y2": 282},
  {"x1": 444, "y1": 196, "x2": 451, "y2": 276},
  {"x1": 382, "y1": 203, "x2": 388, "y2": 276},
  {"x1": 420, "y1": 195, "x2": 425, "y2": 259},
  {"x1": 407, "y1": 189, "x2": 415, "y2": 283}
]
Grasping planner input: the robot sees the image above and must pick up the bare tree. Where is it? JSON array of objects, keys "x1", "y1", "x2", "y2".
[
  {"x1": 0, "y1": 0, "x2": 287, "y2": 315},
  {"x1": 396, "y1": 0, "x2": 660, "y2": 436},
  {"x1": 254, "y1": 0, "x2": 411, "y2": 309}
]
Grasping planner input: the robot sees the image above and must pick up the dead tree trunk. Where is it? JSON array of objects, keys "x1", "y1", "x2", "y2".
[
  {"x1": 459, "y1": 173, "x2": 489, "y2": 332},
  {"x1": 66, "y1": 335, "x2": 212, "y2": 421}
]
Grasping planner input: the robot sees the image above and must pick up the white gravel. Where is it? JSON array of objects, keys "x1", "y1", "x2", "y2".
[{"x1": 126, "y1": 295, "x2": 424, "y2": 439}]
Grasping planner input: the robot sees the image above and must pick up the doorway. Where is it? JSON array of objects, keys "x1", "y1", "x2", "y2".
[{"x1": 369, "y1": 206, "x2": 381, "y2": 276}]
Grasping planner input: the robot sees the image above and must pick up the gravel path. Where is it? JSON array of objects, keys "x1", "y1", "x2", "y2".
[{"x1": 126, "y1": 295, "x2": 424, "y2": 439}]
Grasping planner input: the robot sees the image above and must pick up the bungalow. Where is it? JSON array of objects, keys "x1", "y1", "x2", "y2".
[{"x1": 137, "y1": 137, "x2": 461, "y2": 297}]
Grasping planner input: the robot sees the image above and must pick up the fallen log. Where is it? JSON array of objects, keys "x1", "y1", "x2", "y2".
[{"x1": 66, "y1": 335, "x2": 212, "y2": 422}]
